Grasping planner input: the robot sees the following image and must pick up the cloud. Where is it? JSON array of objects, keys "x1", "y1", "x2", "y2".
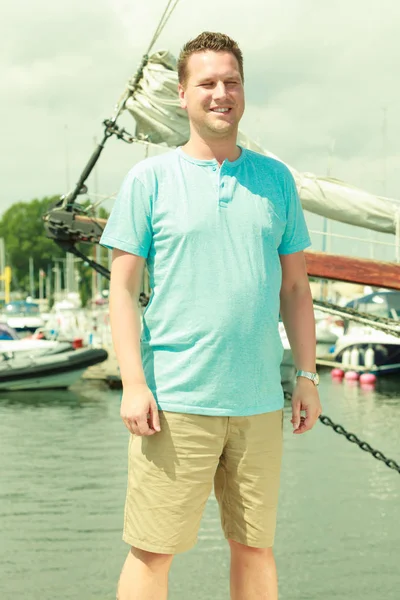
[{"x1": 1, "y1": 0, "x2": 400, "y2": 263}]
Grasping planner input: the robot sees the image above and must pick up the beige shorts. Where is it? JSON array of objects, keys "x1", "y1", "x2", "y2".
[{"x1": 123, "y1": 409, "x2": 283, "y2": 554}]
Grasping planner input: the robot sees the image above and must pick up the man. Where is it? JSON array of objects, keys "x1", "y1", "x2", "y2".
[{"x1": 101, "y1": 31, "x2": 322, "y2": 600}]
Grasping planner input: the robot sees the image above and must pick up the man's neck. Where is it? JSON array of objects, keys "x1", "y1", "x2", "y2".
[{"x1": 181, "y1": 134, "x2": 241, "y2": 165}]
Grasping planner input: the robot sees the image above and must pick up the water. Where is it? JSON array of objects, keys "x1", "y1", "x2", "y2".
[{"x1": 1, "y1": 372, "x2": 399, "y2": 600}]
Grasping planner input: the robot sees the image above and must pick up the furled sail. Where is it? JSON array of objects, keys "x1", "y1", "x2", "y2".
[{"x1": 124, "y1": 51, "x2": 400, "y2": 236}]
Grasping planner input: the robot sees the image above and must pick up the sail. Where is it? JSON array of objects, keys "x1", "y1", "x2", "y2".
[{"x1": 124, "y1": 51, "x2": 400, "y2": 236}]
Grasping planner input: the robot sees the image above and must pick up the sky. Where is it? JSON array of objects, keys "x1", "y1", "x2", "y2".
[{"x1": 1, "y1": 0, "x2": 400, "y2": 260}]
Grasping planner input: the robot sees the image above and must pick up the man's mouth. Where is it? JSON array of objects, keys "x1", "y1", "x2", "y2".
[{"x1": 209, "y1": 107, "x2": 232, "y2": 114}]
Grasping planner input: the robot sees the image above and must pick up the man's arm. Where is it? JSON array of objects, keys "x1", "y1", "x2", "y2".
[
  {"x1": 109, "y1": 248, "x2": 160, "y2": 436},
  {"x1": 279, "y1": 251, "x2": 322, "y2": 434}
]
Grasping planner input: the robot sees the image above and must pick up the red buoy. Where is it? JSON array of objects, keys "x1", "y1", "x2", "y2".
[
  {"x1": 331, "y1": 368, "x2": 344, "y2": 379},
  {"x1": 344, "y1": 370, "x2": 359, "y2": 381},
  {"x1": 359, "y1": 373, "x2": 377, "y2": 385}
]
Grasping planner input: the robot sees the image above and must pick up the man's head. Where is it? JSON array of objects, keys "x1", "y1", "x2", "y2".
[{"x1": 177, "y1": 32, "x2": 245, "y2": 141}]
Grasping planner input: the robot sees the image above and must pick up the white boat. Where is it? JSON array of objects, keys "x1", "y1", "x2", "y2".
[
  {"x1": 331, "y1": 327, "x2": 400, "y2": 375},
  {"x1": 315, "y1": 310, "x2": 344, "y2": 344},
  {"x1": 0, "y1": 323, "x2": 72, "y2": 358},
  {"x1": 320, "y1": 291, "x2": 400, "y2": 375},
  {"x1": 0, "y1": 348, "x2": 108, "y2": 391},
  {"x1": 2, "y1": 301, "x2": 44, "y2": 333}
]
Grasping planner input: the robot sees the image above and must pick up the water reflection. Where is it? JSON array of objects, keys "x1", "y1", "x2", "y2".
[
  {"x1": 374, "y1": 374, "x2": 400, "y2": 398},
  {"x1": 0, "y1": 381, "x2": 115, "y2": 409}
]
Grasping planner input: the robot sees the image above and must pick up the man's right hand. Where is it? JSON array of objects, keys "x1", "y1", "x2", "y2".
[{"x1": 120, "y1": 383, "x2": 161, "y2": 436}]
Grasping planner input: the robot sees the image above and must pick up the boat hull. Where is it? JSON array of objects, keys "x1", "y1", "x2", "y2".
[
  {"x1": 317, "y1": 341, "x2": 400, "y2": 375},
  {"x1": 0, "y1": 368, "x2": 88, "y2": 391},
  {"x1": 0, "y1": 348, "x2": 108, "y2": 391}
]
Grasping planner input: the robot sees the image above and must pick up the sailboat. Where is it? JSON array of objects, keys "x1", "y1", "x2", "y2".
[
  {"x1": 43, "y1": 48, "x2": 400, "y2": 285},
  {"x1": 43, "y1": 2, "x2": 400, "y2": 382}
]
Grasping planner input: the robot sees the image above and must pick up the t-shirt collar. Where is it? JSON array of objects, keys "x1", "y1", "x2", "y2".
[{"x1": 176, "y1": 145, "x2": 246, "y2": 168}]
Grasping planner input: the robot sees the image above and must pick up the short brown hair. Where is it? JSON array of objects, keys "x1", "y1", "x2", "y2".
[{"x1": 178, "y1": 31, "x2": 244, "y2": 86}]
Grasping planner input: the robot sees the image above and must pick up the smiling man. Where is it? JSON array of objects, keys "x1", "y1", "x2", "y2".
[{"x1": 101, "y1": 31, "x2": 322, "y2": 600}]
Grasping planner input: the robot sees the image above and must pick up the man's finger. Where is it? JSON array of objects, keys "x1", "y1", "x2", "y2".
[
  {"x1": 135, "y1": 416, "x2": 153, "y2": 436},
  {"x1": 291, "y1": 402, "x2": 301, "y2": 430},
  {"x1": 149, "y1": 404, "x2": 161, "y2": 432},
  {"x1": 304, "y1": 410, "x2": 320, "y2": 428},
  {"x1": 294, "y1": 414, "x2": 317, "y2": 434}
]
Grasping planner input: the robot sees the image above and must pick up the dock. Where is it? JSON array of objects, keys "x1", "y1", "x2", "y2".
[{"x1": 83, "y1": 344, "x2": 121, "y2": 386}]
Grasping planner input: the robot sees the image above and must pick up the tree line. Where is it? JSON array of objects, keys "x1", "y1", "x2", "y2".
[{"x1": 0, "y1": 196, "x2": 109, "y2": 307}]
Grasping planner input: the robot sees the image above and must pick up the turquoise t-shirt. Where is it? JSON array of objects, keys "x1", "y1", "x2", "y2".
[{"x1": 100, "y1": 146, "x2": 311, "y2": 416}]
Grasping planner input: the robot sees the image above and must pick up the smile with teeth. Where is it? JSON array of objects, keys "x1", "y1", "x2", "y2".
[{"x1": 210, "y1": 107, "x2": 232, "y2": 113}]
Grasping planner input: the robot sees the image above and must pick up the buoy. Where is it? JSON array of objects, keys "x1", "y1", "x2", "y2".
[
  {"x1": 331, "y1": 368, "x2": 344, "y2": 379},
  {"x1": 364, "y1": 347, "x2": 375, "y2": 369},
  {"x1": 344, "y1": 370, "x2": 359, "y2": 381},
  {"x1": 350, "y1": 347, "x2": 360, "y2": 368},
  {"x1": 342, "y1": 349, "x2": 351, "y2": 367},
  {"x1": 359, "y1": 373, "x2": 377, "y2": 385}
]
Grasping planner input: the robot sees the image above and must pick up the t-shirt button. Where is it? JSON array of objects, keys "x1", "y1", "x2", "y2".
[
  {"x1": 212, "y1": 166, "x2": 217, "y2": 171},
  {"x1": 221, "y1": 182, "x2": 225, "y2": 187}
]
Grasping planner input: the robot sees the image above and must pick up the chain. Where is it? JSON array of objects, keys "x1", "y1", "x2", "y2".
[
  {"x1": 319, "y1": 415, "x2": 400, "y2": 473},
  {"x1": 283, "y1": 392, "x2": 400, "y2": 473}
]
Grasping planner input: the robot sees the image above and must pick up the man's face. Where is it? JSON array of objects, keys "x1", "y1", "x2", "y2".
[{"x1": 178, "y1": 51, "x2": 245, "y2": 139}]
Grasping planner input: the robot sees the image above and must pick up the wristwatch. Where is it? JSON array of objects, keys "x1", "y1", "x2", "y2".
[{"x1": 296, "y1": 370, "x2": 320, "y2": 386}]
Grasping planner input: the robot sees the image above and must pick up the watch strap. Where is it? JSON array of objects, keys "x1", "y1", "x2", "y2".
[{"x1": 296, "y1": 370, "x2": 319, "y2": 386}]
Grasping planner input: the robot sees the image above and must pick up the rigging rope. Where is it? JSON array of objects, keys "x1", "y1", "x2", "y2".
[
  {"x1": 146, "y1": 0, "x2": 182, "y2": 56},
  {"x1": 113, "y1": 0, "x2": 182, "y2": 120},
  {"x1": 313, "y1": 300, "x2": 400, "y2": 338}
]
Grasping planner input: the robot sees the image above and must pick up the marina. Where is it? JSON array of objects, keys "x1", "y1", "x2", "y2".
[{"x1": 2, "y1": 1, "x2": 400, "y2": 598}]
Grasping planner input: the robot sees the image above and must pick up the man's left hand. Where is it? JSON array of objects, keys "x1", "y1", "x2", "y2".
[{"x1": 291, "y1": 377, "x2": 322, "y2": 434}]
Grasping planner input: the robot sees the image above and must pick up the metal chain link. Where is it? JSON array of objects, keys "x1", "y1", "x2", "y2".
[
  {"x1": 318, "y1": 415, "x2": 400, "y2": 473},
  {"x1": 283, "y1": 392, "x2": 400, "y2": 473}
]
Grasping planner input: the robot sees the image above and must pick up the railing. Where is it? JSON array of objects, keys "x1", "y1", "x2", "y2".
[{"x1": 308, "y1": 222, "x2": 400, "y2": 264}]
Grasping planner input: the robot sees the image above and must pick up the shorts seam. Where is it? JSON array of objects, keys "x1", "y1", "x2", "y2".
[
  {"x1": 123, "y1": 435, "x2": 133, "y2": 532},
  {"x1": 219, "y1": 426, "x2": 233, "y2": 538},
  {"x1": 224, "y1": 532, "x2": 275, "y2": 548},
  {"x1": 122, "y1": 533, "x2": 197, "y2": 555}
]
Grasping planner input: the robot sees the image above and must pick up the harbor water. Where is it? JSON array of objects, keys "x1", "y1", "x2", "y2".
[{"x1": 1, "y1": 371, "x2": 399, "y2": 600}]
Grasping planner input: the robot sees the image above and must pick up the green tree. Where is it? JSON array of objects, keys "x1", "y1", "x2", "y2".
[
  {"x1": 0, "y1": 196, "x2": 109, "y2": 304},
  {"x1": 0, "y1": 196, "x2": 65, "y2": 294}
]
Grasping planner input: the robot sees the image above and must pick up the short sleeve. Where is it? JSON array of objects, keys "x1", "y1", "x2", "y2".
[
  {"x1": 99, "y1": 171, "x2": 152, "y2": 258},
  {"x1": 278, "y1": 169, "x2": 311, "y2": 255}
]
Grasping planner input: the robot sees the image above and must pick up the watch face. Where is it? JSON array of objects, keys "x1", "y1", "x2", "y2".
[{"x1": 314, "y1": 373, "x2": 320, "y2": 385}]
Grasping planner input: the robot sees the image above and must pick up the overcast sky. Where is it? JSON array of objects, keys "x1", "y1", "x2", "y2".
[{"x1": 2, "y1": 0, "x2": 400, "y2": 260}]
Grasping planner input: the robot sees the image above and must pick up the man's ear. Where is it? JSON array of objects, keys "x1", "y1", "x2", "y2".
[{"x1": 178, "y1": 83, "x2": 187, "y2": 109}]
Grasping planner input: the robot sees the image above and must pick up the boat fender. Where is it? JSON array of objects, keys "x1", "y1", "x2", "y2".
[
  {"x1": 364, "y1": 347, "x2": 375, "y2": 369},
  {"x1": 350, "y1": 347, "x2": 360, "y2": 367},
  {"x1": 342, "y1": 349, "x2": 351, "y2": 367}
]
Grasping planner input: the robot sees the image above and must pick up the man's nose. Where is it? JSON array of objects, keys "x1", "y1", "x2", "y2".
[{"x1": 213, "y1": 82, "x2": 228, "y2": 100}]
